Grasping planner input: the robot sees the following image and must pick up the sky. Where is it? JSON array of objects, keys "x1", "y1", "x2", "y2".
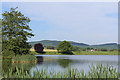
[{"x1": 1, "y1": 2, "x2": 118, "y2": 45}]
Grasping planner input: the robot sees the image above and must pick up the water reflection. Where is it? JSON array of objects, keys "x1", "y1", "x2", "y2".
[
  {"x1": 2, "y1": 58, "x2": 12, "y2": 74},
  {"x1": 57, "y1": 59, "x2": 72, "y2": 68},
  {"x1": 2, "y1": 55, "x2": 118, "y2": 76},
  {"x1": 31, "y1": 55, "x2": 118, "y2": 74},
  {"x1": 12, "y1": 62, "x2": 36, "y2": 73},
  {"x1": 2, "y1": 58, "x2": 36, "y2": 76},
  {"x1": 36, "y1": 56, "x2": 43, "y2": 64}
]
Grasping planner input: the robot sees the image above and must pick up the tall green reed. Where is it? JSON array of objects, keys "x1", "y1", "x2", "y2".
[{"x1": 2, "y1": 64, "x2": 119, "y2": 78}]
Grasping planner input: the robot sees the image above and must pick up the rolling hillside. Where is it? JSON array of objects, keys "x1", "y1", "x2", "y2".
[
  {"x1": 28, "y1": 40, "x2": 118, "y2": 50},
  {"x1": 90, "y1": 43, "x2": 118, "y2": 50}
]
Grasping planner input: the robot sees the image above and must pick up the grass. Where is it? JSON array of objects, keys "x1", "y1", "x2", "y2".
[
  {"x1": 30, "y1": 51, "x2": 119, "y2": 55},
  {"x1": 73, "y1": 51, "x2": 118, "y2": 55},
  {"x1": 1, "y1": 54, "x2": 37, "y2": 79},
  {"x1": 30, "y1": 51, "x2": 63, "y2": 55},
  {"x1": 2, "y1": 64, "x2": 119, "y2": 78},
  {"x1": 12, "y1": 54, "x2": 37, "y2": 63}
]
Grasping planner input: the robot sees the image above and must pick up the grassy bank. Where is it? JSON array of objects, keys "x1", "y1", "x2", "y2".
[
  {"x1": 30, "y1": 51, "x2": 118, "y2": 55},
  {"x1": 2, "y1": 64, "x2": 119, "y2": 78},
  {"x1": 73, "y1": 51, "x2": 118, "y2": 55},
  {"x1": 12, "y1": 54, "x2": 37, "y2": 63},
  {"x1": 1, "y1": 54, "x2": 37, "y2": 79},
  {"x1": 2, "y1": 54, "x2": 37, "y2": 63}
]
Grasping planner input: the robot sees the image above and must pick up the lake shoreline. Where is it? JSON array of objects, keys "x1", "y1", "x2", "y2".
[
  {"x1": 30, "y1": 51, "x2": 119, "y2": 55},
  {"x1": 1, "y1": 54, "x2": 119, "y2": 78}
]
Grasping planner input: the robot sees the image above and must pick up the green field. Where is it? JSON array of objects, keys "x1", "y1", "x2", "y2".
[
  {"x1": 30, "y1": 51, "x2": 119, "y2": 55},
  {"x1": 73, "y1": 51, "x2": 118, "y2": 55}
]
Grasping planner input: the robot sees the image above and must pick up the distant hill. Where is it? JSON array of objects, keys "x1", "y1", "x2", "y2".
[
  {"x1": 28, "y1": 40, "x2": 118, "y2": 50},
  {"x1": 29, "y1": 40, "x2": 61, "y2": 47},
  {"x1": 90, "y1": 43, "x2": 118, "y2": 50}
]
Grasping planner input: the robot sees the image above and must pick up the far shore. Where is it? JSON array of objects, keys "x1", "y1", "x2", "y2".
[{"x1": 30, "y1": 49, "x2": 119, "y2": 55}]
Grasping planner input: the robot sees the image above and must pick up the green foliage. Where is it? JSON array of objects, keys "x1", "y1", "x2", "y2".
[
  {"x1": 2, "y1": 7, "x2": 34, "y2": 56},
  {"x1": 57, "y1": 41, "x2": 73, "y2": 54},
  {"x1": 30, "y1": 51, "x2": 62, "y2": 55},
  {"x1": 2, "y1": 64, "x2": 119, "y2": 78},
  {"x1": 30, "y1": 51, "x2": 118, "y2": 55},
  {"x1": 86, "y1": 47, "x2": 94, "y2": 50},
  {"x1": 2, "y1": 48, "x2": 15, "y2": 57},
  {"x1": 29, "y1": 40, "x2": 118, "y2": 50},
  {"x1": 73, "y1": 51, "x2": 118, "y2": 55},
  {"x1": 12, "y1": 54, "x2": 37, "y2": 62},
  {"x1": 46, "y1": 46, "x2": 55, "y2": 49},
  {"x1": 100, "y1": 48, "x2": 108, "y2": 51},
  {"x1": 0, "y1": 19, "x2": 2, "y2": 54},
  {"x1": 2, "y1": 54, "x2": 37, "y2": 78},
  {"x1": 87, "y1": 64, "x2": 118, "y2": 78},
  {"x1": 57, "y1": 59, "x2": 72, "y2": 68},
  {"x1": 72, "y1": 46, "x2": 81, "y2": 51}
]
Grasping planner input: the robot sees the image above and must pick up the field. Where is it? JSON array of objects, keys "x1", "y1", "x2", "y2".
[
  {"x1": 30, "y1": 48, "x2": 57, "y2": 52},
  {"x1": 73, "y1": 51, "x2": 118, "y2": 55},
  {"x1": 30, "y1": 48, "x2": 118, "y2": 55}
]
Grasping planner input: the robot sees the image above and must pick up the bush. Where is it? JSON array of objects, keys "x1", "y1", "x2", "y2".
[
  {"x1": 100, "y1": 49, "x2": 108, "y2": 51},
  {"x1": 12, "y1": 54, "x2": 37, "y2": 62},
  {"x1": 72, "y1": 46, "x2": 81, "y2": 51},
  {"x1": 34, "y1": 43, "x2": 44, "y2": 53},
  {"x1": 46, "y1": 46, "x2": 55, "y2": 49}
]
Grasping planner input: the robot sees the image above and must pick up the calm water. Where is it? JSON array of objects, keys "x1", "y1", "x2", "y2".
[{"x1": 30, "y1": 55, "x2": 119, "y2": 74}]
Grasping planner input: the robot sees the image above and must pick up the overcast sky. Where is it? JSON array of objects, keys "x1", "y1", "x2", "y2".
[{"x1": 2, "y1": 2, "x2": 118, "y2": 45}]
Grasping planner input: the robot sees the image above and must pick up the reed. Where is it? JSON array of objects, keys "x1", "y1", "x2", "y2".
[
  {"x1": 12, "y1": 54, "x2": 37, "y2": 63},
  {"x1": 2, "y1": 64, "x2": 119, "y2": 78}
]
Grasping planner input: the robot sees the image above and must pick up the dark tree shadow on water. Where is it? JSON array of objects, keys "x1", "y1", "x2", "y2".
[
  {"x1": 2, "y1": 58, "x2": 36, "y2": 76},
  {"x1": 36, "y1": 56, "x2": 44, "y2": 64},
  {"x1": 2, "y1": 58, "x2": 12, "y2": 74},
  {"x1": 57, "y1": 59, "x2": 73, "y2": 68}
]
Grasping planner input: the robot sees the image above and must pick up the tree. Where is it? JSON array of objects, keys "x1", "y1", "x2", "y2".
[
  {"x1": 2, "y1": 7, "x2": 34, "y2": 56},
  {"x1": 86, "y1": 47, "x2": 91, "y2": 50},
  {"x1": 0, "y1": 19, "x2": 2, "y2": 54},
  {"x1": 72, "y1": 46, "x2": 81, "y2": 52},
  {"x1": 46, "y1": 46, "x2": 55, "y2": 49},
  {"x1": 100, "y1": 48, "x2": 108, "y2": 51},
  {"x1": 34, "y1": 43, "x2": 44, "y2": 53},
  {"x1": 57, "y1": 41, "x2": 73, "y2": 54}
]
